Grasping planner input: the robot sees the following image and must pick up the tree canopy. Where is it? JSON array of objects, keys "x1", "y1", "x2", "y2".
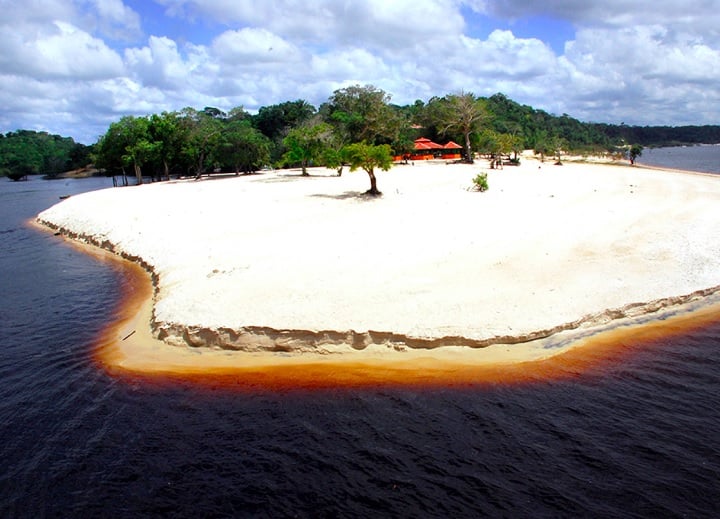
[
  {"x1": 0, "y1": 130, "x2": 90, "y2": 180},
  {"x1": 6, "y1": 86, "x2": 718, "y2": 183},
  {"x1": 343, "y1": 142, "x2": 393, "y2": 195},
  {"x1": 424, "y1": 92, "x2": 489, "y2": 163}
]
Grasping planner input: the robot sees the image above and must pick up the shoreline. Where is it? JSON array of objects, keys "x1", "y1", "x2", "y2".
[
  {"x1": 36, "y1": 158, "x2": 720, "y2": 383},
  {"x1": 79, "y1": 242, "x2": 720, "y2": 387}
]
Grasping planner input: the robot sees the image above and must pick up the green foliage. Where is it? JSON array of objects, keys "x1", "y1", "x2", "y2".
[
  {"x1": 253, "y1": 100, "x2": 316, "y2": 163},
  {"x1": 254, "y1": 100, "x2": 316, "y2": 141},
  {"x1": 629, "y1": 144, "x2": 643, "y2": 164},
  {"x1": 471, "y1": 173, "x2": 489, "y2": 192},
  {"x1": 217, "y1": 120, "x2": 271, "y2": 174},
  {"x1": 282, "y1": 122, "x2": 332, "y2": 175},
  {"x1": 592, "y1": 123, "x2": 720, "y2": 147},
  {"x1": 0, "y1": 130, "x2": 90, "y2": 179},
  {"x1": 322, "y1": 84, "x2": 400, "y2": 146},
  {"x1": 423, "y1": 92, "x2": 488, "y2": 163},
  {"x1": 343, "y1": 142, "x2": 393, "y2": 195},
  {"x1": 178, "y1": 107, "x2": 225, "y2": 178},
  {"x1": 83, "y1": 88, "x2": 720, "y2": 190}
]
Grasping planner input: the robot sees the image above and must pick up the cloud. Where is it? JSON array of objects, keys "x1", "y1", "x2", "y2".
[
  {"x1": 86, "y1": 0, "x2": 143, "y2": 40},
  {"x1": 212, "y1": 28, "x2": 303, "y2": 65},
  {"x1": 125, "y1": 36, "x2": 190, "y2": 89},
  {"x1": 1, "y1": 0, "x2": 720, "y2": 143},
  {"x1": 0, "y1": 20, "x2": 124, "y2": 80}
]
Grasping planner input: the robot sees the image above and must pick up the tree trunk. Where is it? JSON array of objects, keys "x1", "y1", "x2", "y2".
[
  {"x1": 464, "y1": 132, "x2": 474, "y2": 164},
  {"x1": 194, "y1": 149, "x2": 208, "y2": 180},
  {"x1": 301, "y1": 160, "x2": 309, "y2": 176},
  {"x1": 365, "y1": 169, "x2": 381, "y2": 195},
  {"x1": 134, "y1": 163, "x2": 143, "y2": 185},
  {"x1": 163, "y1": 160, "x2": 170, "y2": 181}
]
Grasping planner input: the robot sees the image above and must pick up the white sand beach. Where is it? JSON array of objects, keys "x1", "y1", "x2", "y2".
[{"x1": 37, "y1": 157, "x2": 720, "y2": 375}]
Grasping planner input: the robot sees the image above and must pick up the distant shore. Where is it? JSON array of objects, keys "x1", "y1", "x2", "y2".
[{"x1": 37, "y1": 156, "x2": 720, "y2": 378}]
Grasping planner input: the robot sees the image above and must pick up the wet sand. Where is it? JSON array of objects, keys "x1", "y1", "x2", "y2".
[{"x1": 37, "y1": 158, "x2": 720, "y2": 379}]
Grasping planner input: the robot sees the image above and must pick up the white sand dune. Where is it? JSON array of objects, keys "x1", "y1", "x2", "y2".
[{"x1": 37, "y1": 158, "x2": 720, "y2": 370}]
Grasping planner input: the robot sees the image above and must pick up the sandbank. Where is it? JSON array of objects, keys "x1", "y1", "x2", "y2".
[{"x1": 37, "y1": 157, "x2": 720, "y2": 381}]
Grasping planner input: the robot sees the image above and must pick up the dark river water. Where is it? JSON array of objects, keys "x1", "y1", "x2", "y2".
[{"x1": 1, "y1": 168, "x2": 720, "y2": 518}]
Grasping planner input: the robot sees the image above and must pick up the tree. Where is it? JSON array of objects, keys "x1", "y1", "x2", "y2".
[
  {"x1": 322, "y1": 84, "x2": 399, "y2": 145},
  {"x1": 343, "y1": 142, "x2": 393, "y2": 195},
  {"x1": 148, "y1": 111, "x2": 184, "y2": 180},
  {"x1": 532, "y1": 129, "x2": 550, "y2": 162},
  {"x1": 320, "y1": 146, "x2": 347, "y2": 176},
  {"x1": 549, "y1": 135, "x2": 567, "y2": 164},
  {"x1": 95, "y1": 116, "x2": 155, "y2": 184},
  {"x1": 629, "y1": 144, "x2": 643, "y2": 165},
  {"x1": 216, "y1": 121, "x2": 271, "y2": 174},
  {"x1": 426, "y1": 92, "x2": 488, "y2": 164},
  {"x1": 254, "y1": 100, "x2": 316, "y2": 140},
  {"x1": 254, "y1": 100, "x2": 316, "y2": 163},
  {"x1": 282, "y1": 121, "x2": 332, "y2": 175},
  {"x1": 178, "y1": 108, "x2": 223, "y2": 179},
  {"x1": 0, "y1": 130, "x2": 89, "y2": 179},
  {"x1": 118, "y1": 116, "x2": 157, "y2": 185}
]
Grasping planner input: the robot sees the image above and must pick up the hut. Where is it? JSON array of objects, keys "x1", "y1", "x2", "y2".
[{"x1": 404, "y1": 138, "x2": 463, "y2": 161}]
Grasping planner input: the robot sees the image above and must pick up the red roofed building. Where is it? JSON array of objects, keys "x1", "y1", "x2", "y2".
[{"x1": 400, "y1": 138, "x2": 463, "y2": 161}]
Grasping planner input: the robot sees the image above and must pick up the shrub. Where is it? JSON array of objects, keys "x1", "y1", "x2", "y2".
[{"x1": 472, "y1": 172, "x2": 489, "y2": 192}]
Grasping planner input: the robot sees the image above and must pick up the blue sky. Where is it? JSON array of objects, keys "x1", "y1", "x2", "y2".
[{"x1": 1, "y1": 0, "x2": 719, "y2": 143}]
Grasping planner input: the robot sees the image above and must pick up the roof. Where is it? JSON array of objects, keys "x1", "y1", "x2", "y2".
[{"x1": 414, "y1": 137, "x2": 461, "y2": 151}]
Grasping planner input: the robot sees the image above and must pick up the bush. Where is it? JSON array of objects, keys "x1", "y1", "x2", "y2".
[{"x1": 472, "y1": 172, "x2": 489, "y2": 192}]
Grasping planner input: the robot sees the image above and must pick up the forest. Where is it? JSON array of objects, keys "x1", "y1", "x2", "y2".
[
  {"x1": 2, "y1": 87, "x2": 719, "y2": 181},
  {"x1": 0, "y1": 130, "x2": 91, "y2": 180}
]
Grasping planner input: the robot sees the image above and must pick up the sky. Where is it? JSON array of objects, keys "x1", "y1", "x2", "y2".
[{"x1": 1, "y1": 0, "x2": 719, "y2": 144}]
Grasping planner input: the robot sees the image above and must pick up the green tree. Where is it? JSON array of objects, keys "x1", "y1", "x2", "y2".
[
  {"x1": 117, "y1": 116, "x2": 157, "y2": 185},
  {"x1": 179, "y1": 108, "x2": 224, "y2": 179},
  {"x1": 216, "y1": 120, "x2": 271, "y2": 174},
  {"x1": 95, "y1": 116, "x2": 154, "y2": 184},
  {"x1": 254, "y1": 100, "x2": 316, "y2": 164},
  {"x1": 343, "y1": 142, "x2": 393, "y2": 195},
  {"x1": 322, "y1": 84, "x2": 399, "y2": 145},
  {"x1": 0, "y1": 130, "x2": 89, "y2": 179},
  {"x1": 282, "y1": 121, "x2": 332, "y2": 175},
  {"x1": 320, "y1": 146, "x2": 347, "y2": 176},
  {"x1": 148, "y1": 111, "x2": 184, "y2": 180},
  {"x1": 426, "y1": 92, "x2": 488, "y2": 164},
  {"x1": 532, "y1": 129, "x2": 551, "y2": 162},
  {"x1": 254, "y1": 100, "x2": 316, "y2": 140},
  {"x1": 629, "y1": 144, "x2": 643, "y2": 165}
]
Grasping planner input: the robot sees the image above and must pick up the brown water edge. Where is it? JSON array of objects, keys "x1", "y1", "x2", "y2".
[{"x1": 73, "y1": 234, "x2": 720, "y2": 390}]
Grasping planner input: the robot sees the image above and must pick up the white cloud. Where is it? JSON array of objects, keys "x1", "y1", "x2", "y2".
[
  {"x1": 86, "y1": 0, "x2": 142, "y2": 40},
  {"x1": 212, "y1": 28, "x2": 303, "y2": 66},
  {"x1": 125, "y1": 36, "x2": 190, "y2": 89},
  {"x1": 2, "y1": 0, "x2": 720, "y2": 142},
  {"x1": 0, "y1": 20, "x2": 124, "y2": 80}
]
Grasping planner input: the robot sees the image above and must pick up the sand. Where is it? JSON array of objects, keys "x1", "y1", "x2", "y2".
[{"x1": 36, "y1": 157, "x2": 720, "y2": 376}]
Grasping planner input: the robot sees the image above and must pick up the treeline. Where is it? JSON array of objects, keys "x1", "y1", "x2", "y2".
[
  {"x1": 4, "y1": 88, "x2": 720, "y2": 181},
  {"x1": 0, "y1": 130, "x2": 91, "y2": 180},
  {"x1": 92, "y1": 87, "x2": 630, "y2": 185},
  {"x1": 592, "y1": 123, "x2": 720, "y2": 147}
]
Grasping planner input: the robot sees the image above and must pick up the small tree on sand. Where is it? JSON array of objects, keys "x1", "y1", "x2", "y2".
[
  {"x1": 282, "y1": 122, "x2": 332, "y2": 175},
  {"x1": 342, "y1": 142, "x2": 393, "y2": 195},
  {"x1": 629, "y1": 144, "x2": 643, "y2": 165}
]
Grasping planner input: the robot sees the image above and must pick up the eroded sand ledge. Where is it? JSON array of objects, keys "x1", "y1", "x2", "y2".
[{"x1": 37, "y1": 158, "x2": 720, "y2": 370}]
